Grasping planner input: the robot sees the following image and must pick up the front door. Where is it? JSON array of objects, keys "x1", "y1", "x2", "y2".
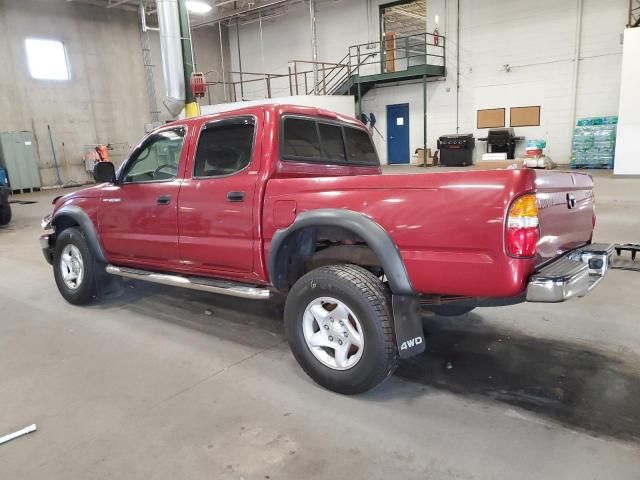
[
  {"x1": 98, "y1": 127, "x2": 186, "y2": 267},
  {"x1": 178, "y1": 115, "x2": 260, "y2": 276},
  {"x1": 387, "y1": 103, "x2": 410, "y2": 164}
]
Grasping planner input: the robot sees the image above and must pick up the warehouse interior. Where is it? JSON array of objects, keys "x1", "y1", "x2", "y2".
[{"x1": 1, "y1": 0, "x2": 640, "y2": 478}]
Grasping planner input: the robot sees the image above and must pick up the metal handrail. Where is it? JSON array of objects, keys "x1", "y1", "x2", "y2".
[{"x1": 204, "y1": 31, "x2": 446, "y2": 105}]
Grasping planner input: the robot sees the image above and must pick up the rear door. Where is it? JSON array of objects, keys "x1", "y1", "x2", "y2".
[
  {"x1": 535, "y1": 170, "x2": 595, "y2": 262},
  {"x1": 177, "y1": 114, "x2": 261, "y2": 275}
]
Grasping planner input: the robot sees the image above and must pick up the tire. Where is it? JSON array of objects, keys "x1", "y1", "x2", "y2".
[
  {"x1": 423, "y1": 303, "x2": 475, "y2": 317},
  {"x1": 284, "y1": 264, "x2": 398, "y2": 394},
  {"x1": 53, "y1": 227, "x2": 98, "y2": 305},
  {"x1": 0, "y1": 204, "x2": 11, "y2": 226}
]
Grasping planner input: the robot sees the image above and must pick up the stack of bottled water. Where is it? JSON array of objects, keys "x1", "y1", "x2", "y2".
[{"x1": 571, "y1": 116, "x2": 618, "y2": 169}]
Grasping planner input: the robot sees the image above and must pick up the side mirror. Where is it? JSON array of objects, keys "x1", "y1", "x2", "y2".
[{"x1": 93, "y1": 162, "x2": 116, "y2": 183}]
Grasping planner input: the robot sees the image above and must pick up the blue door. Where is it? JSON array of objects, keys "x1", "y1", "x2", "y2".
[{"x1": 386, "y1": 103, "x2": 410, "y2": 164}]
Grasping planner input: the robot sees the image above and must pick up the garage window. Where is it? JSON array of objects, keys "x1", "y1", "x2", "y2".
[
  {"x1": 194, "y1": 117, "x2": 256, "y2": 178},
  {"x1": 25, "y1": 38, "x2": 70, "y2": 81}
]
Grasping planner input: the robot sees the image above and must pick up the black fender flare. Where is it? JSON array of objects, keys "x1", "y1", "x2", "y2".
[
  {"x1": 267, "y1": 208, "x2": 414, "y2": 295},
  {"x1": 52, "y1": 205, "x2": 107, "y2": 264}
]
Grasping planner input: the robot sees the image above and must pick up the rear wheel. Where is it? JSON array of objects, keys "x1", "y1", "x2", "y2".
[
  {"x1": 284, "y1": 264, "x2": 398, "y2": 394},
  {"x1": 53, "y1": 227, "x2": 98, "y2": 305}
]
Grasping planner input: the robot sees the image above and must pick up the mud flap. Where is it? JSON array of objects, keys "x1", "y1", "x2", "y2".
[{"x1": 392, "y1": 295, "x2": 426, "y2": 359}]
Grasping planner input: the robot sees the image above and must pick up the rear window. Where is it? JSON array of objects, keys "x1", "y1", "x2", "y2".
[
  {"x1": 344, "y1": 127, "x2": 378, "y2": 165},
  {"x1": 281, "y1": 116, "x2": 378, "y2": 166},
  {"x1": 281, "y1": 118, "x2": 322, "y2": 159},
  {"x1": 318, "y1": 123, "x2": 346, "y2": 161}
]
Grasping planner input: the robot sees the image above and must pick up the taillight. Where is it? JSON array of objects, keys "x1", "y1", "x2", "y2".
[{"x1": 507, "y1": 194, "x2": 539, "y2": 257}]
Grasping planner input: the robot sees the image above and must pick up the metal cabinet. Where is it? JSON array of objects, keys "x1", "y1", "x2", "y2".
[{"x1": 0, "y1": 131, "x2": 42, "y2": 191}]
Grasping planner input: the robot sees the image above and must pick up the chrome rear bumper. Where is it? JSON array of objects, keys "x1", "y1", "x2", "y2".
[{"x1": 526, "y1": 243, "x2": 614, "y2": 303}]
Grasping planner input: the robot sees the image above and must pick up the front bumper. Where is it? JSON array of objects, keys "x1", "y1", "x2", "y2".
[
  {"x1": 40, "y1": 232, "x2": 54, "y2": 265},
  {"x1": 526, "y1": 243, "x2": 614, "y2": 303}
]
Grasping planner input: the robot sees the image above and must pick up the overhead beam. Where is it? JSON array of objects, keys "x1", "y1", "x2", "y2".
[
  {"x1": 191, "y1": 0, "x2": 289, "y2": 27},
  {"x1": 107, "y1": 0, "x2": 133, "y2": 8}
]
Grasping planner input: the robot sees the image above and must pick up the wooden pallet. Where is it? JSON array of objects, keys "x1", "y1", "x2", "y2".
[
  {"x1": 570, "y1": 164, "x2": 613, "y2": 170},
  {"x1": 10, "y1": 187, "x2": 41, "y2": 195}
]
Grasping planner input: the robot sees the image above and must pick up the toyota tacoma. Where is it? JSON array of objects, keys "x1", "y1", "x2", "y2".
[{"x1": 40, "y1": 104, "x2": 613, "y2": 394}]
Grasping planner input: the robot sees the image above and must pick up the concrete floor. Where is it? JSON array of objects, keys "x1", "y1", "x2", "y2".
[{"x1": 1, "y1": 168, "x2": 639, "y2": 479}]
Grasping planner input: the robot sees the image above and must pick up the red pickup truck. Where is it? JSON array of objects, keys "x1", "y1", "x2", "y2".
[{"x1": 40, "y1": 104, "x2": 613, "y2": 394}]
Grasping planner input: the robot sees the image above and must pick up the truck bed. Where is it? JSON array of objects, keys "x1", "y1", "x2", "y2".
[{"x1": 263, "y1": 169, "x2": 595, "y2": 298}]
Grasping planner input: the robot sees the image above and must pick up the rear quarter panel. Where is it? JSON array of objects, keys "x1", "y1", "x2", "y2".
[{"x1": 264, "y1": 169, "x2": 540, "y2": 298}]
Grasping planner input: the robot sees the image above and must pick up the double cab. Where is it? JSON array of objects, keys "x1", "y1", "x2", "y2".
[{"x1": 40, "y1": 104, "x2": 613, "y2": 394}]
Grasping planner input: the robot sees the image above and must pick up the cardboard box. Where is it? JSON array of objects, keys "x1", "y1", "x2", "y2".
[
  {"x1": 472, "y1": 159, "x2": 525, "y2": 170},
  {"x1": 415, "y1": 148, "x2": 434, "y2": 166}
]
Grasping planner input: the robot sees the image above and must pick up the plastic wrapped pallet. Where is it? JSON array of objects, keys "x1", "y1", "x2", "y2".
[{"x1": 571, "y1": 116, "x2": 618, "y2": 169}]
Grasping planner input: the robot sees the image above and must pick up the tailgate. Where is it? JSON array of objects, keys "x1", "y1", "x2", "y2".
[{"x1": 535, "y1": 170, "x2": 595, "y2": 263}]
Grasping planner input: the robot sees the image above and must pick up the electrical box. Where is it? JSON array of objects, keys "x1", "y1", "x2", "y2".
[{"x1": 0, "y1": 131, "x2": 42, "y2": 191}]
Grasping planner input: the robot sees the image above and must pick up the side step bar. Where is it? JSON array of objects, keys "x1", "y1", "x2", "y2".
[{"x1": 106, "y1": 265, "x2": 273, "y2": 300}]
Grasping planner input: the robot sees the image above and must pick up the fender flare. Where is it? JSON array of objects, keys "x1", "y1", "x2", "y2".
[
  {"x1": 267, "y1": 209, "x2": 414, "y2": 295},
  {"x1": 52, "y1": 205, "x2": 107, "y2": 264}
]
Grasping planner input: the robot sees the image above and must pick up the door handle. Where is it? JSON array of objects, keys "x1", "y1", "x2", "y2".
[
  {"x1": 157, "y1": 195, "x2": 171, "y2": 205},
  {"x1": 227, "y1": 191, "x2": 245, "y2": 202}
]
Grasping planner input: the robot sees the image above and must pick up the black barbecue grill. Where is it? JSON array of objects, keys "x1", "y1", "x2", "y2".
[
  {"x1": 437, "y1": 134, "x2": 475, "y2": 166},
  {"x1": 478, "y1": 128, "x2": 524, "y2": 159}
]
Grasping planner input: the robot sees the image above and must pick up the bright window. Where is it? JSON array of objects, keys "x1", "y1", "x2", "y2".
[{"x1": 25, "y1": 38, "x2": 70, "y2": 80}]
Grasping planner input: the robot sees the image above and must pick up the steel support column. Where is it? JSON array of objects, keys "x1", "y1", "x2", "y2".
[{"x1": 310, "y1": 0, "x2": 319, "y2": 94}]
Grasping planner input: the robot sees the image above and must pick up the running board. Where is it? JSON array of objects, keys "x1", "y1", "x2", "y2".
[{"x1": 105, "y1": 265, "x2": 273, "y2": 300}]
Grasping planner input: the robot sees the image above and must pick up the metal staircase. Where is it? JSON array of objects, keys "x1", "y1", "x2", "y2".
[
  {"x1": 204, "y1": 32, "x2": 446, "y2": 108},
  {"x1": 289, "y1": 32, "x2": 446, "y2": 101},
  {"x1": 629, "y1": 0, "x2": 640, "y2": 27}
]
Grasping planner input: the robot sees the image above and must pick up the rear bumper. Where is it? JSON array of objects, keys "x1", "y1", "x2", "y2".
[{"x1": 526, "y1": 243, "x2": 614, "y2": 303}]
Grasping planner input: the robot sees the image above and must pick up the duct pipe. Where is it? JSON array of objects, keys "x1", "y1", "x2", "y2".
[{"x1": 157, "y1": 0, "x2": 186, "y2": 116}]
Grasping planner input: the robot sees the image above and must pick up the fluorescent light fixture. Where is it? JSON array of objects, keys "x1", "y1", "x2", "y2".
[
  {"x1": 25, "y1": 38, "x2": 70, "y2": 81},
  {"x1": 186, "y1": 0, "x2": 212, "y2": 14}
]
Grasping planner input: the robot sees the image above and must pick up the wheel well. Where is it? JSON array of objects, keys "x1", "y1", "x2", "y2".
[
  {"x1": 273, "y1": 226, "x2": 384, "y2": 291},
  {"x1": 52, "y1": 215, "x2": 79, "y2": 235}
]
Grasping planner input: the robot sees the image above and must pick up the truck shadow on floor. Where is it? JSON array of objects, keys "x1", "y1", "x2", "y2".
[
  {"x1": 100, "y1": 282, "x2": 640, "y2": 443},
  {"x1": 391, "y1": 313, "x2": 640, "y2": 443}
]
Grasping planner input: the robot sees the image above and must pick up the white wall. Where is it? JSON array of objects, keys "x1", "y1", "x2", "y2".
[
  {"x1": 200, "y1": 95, "x2": 355, "y2": 117},
  {"x1": 613, "y1": 28, "x2": 640, "y2": 175},
  {"x1": 227, "y1": 0, "x2": 627, "y2": 165}
]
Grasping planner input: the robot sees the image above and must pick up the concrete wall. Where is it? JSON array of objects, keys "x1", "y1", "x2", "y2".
[
  {"x1": 0, "y1": 0, "x2": 226, "y2": 187},
  {"x1": 228, "y1": 0, "x2": 627, "y2": 165}
]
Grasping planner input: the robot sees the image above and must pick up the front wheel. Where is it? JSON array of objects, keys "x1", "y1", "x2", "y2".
[
  {"x1": 53, "y1": 227, "x2": 98, "y2": 305},
  {"x1": 284, "y1": 264, "x2": 398, "y2": 395},
  {"x1": 0, "y1": 204, "x2": 11, "y2": 226}
]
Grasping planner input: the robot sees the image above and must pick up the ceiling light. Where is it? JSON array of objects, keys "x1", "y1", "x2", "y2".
[{"x1": 186, "y1": 0, "x2": 212, "y2": 14}]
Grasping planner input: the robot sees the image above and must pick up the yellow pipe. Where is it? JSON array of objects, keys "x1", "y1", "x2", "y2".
[{"x1": 184, "y1": 102, "x2": 200, "y2": 118}]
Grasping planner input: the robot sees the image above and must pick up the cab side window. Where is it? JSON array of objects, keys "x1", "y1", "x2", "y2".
[
  {"x1": 194, "y1": 117, "x2": 256, "y2": 178},
  {"x1": 122, "y1": 128, "x2": 185, "y2": 183}
]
